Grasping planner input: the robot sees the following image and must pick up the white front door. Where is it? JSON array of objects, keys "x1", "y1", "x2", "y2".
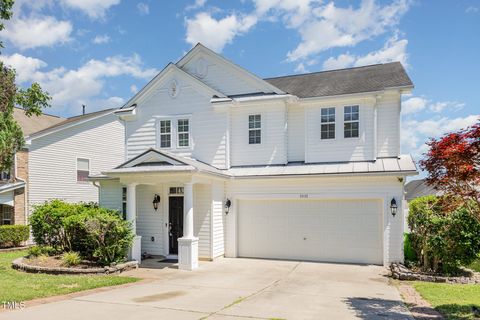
[{"x1": 237, "y1": 199, "x2": 383, "y2": 264}]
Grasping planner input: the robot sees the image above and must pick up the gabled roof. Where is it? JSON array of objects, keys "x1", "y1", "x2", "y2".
[
  {"x1": 264, "y1": 62, "x2": 413, "y2": 98},
  {"x1": 106, "y1": 148, "x2": 228, "y2": 177},
  {"x1": 177, "y1": 43, "x2": 285, "y2": 95},
  {"x1": 13, "y1": 107, "x2": 65, "y2": 136},
  {"x1": 117, "y1": 63, "x2": 227, "y2": 112},
  {"x1": 25, "y1": 108, "x2": 114, "y2": 140}
]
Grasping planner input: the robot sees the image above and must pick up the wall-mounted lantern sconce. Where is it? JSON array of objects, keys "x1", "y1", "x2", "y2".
[
  {"x1": 225, "y1": 198, "x2": 232, "y2": 214},
  {"x1": 390, "y1": 198, "x2": 398, "y2": 217},
  {"x1": 152, "y1": 194, "x2": 161, "y2": 211}
]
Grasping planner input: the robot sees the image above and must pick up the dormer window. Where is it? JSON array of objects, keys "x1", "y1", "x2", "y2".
[
  {"x1": 344, "y1": 105, "x2": 359, "y2": 138},
  {"x1": 321, "y1": 107, "x2": 335, "y2": 140},
  {"x1": 160, "y1": 120, "x2": 172, "y2": 148},
  {"x1": 248, "y1": 114, "x2": 261, "y2": 144}
]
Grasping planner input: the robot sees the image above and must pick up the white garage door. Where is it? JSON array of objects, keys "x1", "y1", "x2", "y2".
[{"x1": 238, "y1": 199, "x2": 383, "y2": 264}]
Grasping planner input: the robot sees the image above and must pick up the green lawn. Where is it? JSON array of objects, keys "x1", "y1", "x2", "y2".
[
  {"x1": 412, "y1": 281, "x2": 480, "y2": 320},
  {"x1": 0, "y1": 250, "x2": 140, "y2": 302}
]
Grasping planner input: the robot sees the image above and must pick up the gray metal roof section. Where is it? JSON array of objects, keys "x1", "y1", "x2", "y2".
[
  {"x1": 0, "y1": 181, "x2": 26, "y2": 194},
  {"x1": 264, "y1": 62, "x2": 413, "y2": 98},
  {"x1": 228, "y1": 155, "x2": 417, "y2": 177}
]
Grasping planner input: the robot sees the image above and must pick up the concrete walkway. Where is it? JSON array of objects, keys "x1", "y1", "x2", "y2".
[{"x1": 0, "y1": 258, "x2": 413, "y2": 320}]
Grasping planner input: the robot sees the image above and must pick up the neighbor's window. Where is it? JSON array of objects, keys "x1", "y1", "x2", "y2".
[
  {"x1": 177, "y1": 119, "x2": 189, "y2": 147},
  {"x1": 0, "y1": 205, "x2": 13, "y2": 225},
  {"x1": 160, "y1": 120, "x2": 171, "y2": 148},
  {"x1": 0, "y1": 170, "x2": 10, "y2": 181},
  {"x1": 344, "y1": 105, "x2": 359, "y2": 138},
  {"x1": 321, "y1": 107, "x2": 335, "y2": 139},
  {"x1": 248, "y1": 114, "x2": 261, "y2": 144},
  {"x1": 76, "y1": 158, "x2": 90, "y2": 182}
]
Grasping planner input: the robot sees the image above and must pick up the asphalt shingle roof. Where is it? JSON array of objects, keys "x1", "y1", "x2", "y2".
[{"x1": 264, "y1": 62, "x2": 413, "y2": 98}]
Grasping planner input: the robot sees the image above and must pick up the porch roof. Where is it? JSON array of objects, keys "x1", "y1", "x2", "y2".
[
  {"x1": 0, "y1": 181, "x2": 26, "y2": 194},
  {"x1": 98, "y1": 149, "x2": 417, "y2": 180}
]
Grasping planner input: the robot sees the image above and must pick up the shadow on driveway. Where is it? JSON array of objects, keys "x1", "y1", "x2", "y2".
[{"x1": 345, "y1": 297, "x2": 413, "y2": 319}]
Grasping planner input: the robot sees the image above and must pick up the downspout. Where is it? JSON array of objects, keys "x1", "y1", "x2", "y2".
[
  {"x1": 93, "y1": 181, "x2": 101, "y2": 204},
  {"x1": 14, "y1": 152, "x2": 28, "y2": 226}
]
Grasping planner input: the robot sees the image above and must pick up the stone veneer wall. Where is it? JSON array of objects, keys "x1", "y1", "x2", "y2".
[{"x1": 13, "y1": 150, "x2": 28, "y2": 225}]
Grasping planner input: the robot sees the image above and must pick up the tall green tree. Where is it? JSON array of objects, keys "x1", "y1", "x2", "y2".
[{"x1": 0, "y1": 0, "x2": 51, "y2": 171}]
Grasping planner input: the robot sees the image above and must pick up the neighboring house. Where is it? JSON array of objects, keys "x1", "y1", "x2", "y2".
[
  {"x1": 404, "y1": 179, "x2": 442, "y2": 231},
  {"x1": 0, "y1": 108, "x2": 125, "y2": 227},
  {"x1": 92, "y1": 43, "x2": 418, "y2": 270},
  {"x1": 0, "y1": 108, "x2": 64, "y2": 226}
]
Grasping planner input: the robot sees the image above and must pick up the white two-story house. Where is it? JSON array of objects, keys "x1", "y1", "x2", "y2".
[{"x1": 92, "y1": 43, "x2": 417, "y2": 270}]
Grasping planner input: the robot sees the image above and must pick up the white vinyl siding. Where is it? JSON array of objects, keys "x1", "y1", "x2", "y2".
[
  {"x1": 194, "y1": 184, "x2": 211, "y2": 258},
  {"x1": 287, "y1": 106, "x2": 305, "y2": 162},
  {"x1": 231, "y1": 104, "x2": 287, "y2": 166},
  {"x1": 212, "y1": 182, "x2": 225, "y2": 258},
  {"x1": 305, "y1": 104, "x2": 374, "y2": 163},
  {"x1": 137, "y1": 185, "x2": 165, "y2": 255},
  {"x1": 377, "y1": 93, "x2": 401, "y2": 157},
  {"x1": 99, "y1": 180, "x2": 123, "y2": 213},
  {"x1": 28, "y1": 114, "x2": 125, "y2": 208}
]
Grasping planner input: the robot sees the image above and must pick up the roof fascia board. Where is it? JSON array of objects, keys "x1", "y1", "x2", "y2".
[
  {"x1": 177, "y1": 44, "x2": 285, "y2": 95},
  {"x1": 25, "y1": 110, "x2": 114, "y2": 143},
  {"x1": 231, "y1": 170, "x2": 418, "y2": 179}
]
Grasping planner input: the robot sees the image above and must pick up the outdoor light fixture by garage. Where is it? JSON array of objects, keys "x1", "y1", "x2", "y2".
[
  {"x1": 152, "y1": 194, "x2": 161, "y2": 211},
  {"x1": 390, "y1": 198, "x2": 398, "y2": 217},
  {"x1": 225, "y1": 198, "x2": 232, "y2": 214}
]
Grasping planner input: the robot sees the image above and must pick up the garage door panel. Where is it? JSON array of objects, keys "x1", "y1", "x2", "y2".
[{"x1": 238, "y1": 199, "x2": 383, "y2": 264}]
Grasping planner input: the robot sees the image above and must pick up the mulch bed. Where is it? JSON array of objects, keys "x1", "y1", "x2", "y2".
[
  {"x1": 391, "y1": 263, "x2": 480, "y2": 284},
  {"x1": 12, "y1": 256, "x2": 138, "y2": 275}
]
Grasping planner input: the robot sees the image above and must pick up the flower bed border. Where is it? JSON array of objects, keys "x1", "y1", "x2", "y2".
[
  {"x1": 12, "y1": 257, "x2": 138, "y2": 275},
  {"x1": 0, "y1": 245, "x2": 32, "y2": 252},
  {"x1": 390, "y1": 263, "x2": 480, "y2": 284}
]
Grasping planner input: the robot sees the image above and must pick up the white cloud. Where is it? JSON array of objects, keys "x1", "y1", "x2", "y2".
[
  {"x1": 286, "y1": 0, "x2": 411, "y2": 61},
  {"x1": 185, "y1": 0, "x2": 207, "y2": 11},
  {"x1": 137, "y1": 3, "x2": 150, "y2": 15},
  {"x1": 401, "y1": 115, "x2": 479, "y2": 159},
  {"x1": 92, "y1": 34, "x2": 111, "y2": 44},
  {"x1": 2, "y1": 15, "x2": 72, "y2": 50},
  {"x1": 1, "y1": 53, "x2": 157, "y2": 115},
  {"x1": 402, "y1": 97, "x2": 427, "y2": 114},
  {"x1": 429, "y1": 101, "x2": 465, "y2": 113},
  {"x1": 59, "y1": 0, "x2": 120, "y2": 19},
  {"x1": 185, "y1": 12, "x2": 257, "y2": 52},
  {"x1": 322, "y1": 36, "x2": 408, "y2": 70},
  {"x1": 466, "y1": 6, "x2": 479, "y2": 13},
  {"x1": 130, "y1": 84, "x2": 138, "y2": 94}
]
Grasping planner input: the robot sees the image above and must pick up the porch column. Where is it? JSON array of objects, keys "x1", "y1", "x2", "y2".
[
  {"x1": 126, "y1": 183, "x2": 142, "y2": 262},
  {"x1": 178, "y1": 182, "x2": 198, "y2": 270}
]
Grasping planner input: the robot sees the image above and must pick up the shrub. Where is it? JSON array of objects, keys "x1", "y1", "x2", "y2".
[
  {"x1": 28, "y1": 245, "x2": 59, "y2": 257},
  {"x1": 30, "y1": 200, "x2": 133, "y2": 266},
  {"x1": 0, "y1": 225, "x2": 29, "y2": 247},
  {"x1": 404, "y1": 233, "x2": 417, "y2": 265},
  {"x1": 62, "y1": 252, "x2": 81, "y2": 266},
  {"x1": 408, "y1": 196, "x2": 480, "y2": 274}
]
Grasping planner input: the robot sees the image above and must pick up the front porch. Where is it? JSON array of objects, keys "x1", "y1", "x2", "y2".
[{"x1": 95, "y1": 149, "x2": 227, "y2": 271}]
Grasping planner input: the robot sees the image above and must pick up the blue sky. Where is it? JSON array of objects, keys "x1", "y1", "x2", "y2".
[{"x1": 1, "y1": 0, "x2": 479, "y2": 161}]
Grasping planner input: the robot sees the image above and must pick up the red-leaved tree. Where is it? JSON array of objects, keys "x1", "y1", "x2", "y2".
[{"x1": 419, "y1": 120, "x2": 480, "y2": 219}]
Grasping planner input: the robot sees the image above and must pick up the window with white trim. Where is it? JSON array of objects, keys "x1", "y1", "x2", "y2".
[
  {"x1": 0, "y1": 171, "x2": 10, "y2": 181},
  {"x1": 177, "y1": 119, "x2": 189, "y2": 147},
  {"x1": 321, "y1": 107, "x2": 335, "y2": 139},
  {"x1": 76, "y1": 158, "x2": 90, "y2": 182},
  {"x1": 344, "y1": 105, "x2": 359, "y2": 138},
  {"x1": 0, "y1": 205, "x2": 12, "y2": 225},
  {"x1": 160, "y1": 120, "x2": 171, "y2": 148},
  {"x1": 248, "y1": 114, "x2": 261, "y2": 144}
]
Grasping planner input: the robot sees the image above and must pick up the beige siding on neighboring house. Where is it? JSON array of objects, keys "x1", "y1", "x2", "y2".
[{"x1": 28, "y1": 114, "x2": 125, "y2": 209}]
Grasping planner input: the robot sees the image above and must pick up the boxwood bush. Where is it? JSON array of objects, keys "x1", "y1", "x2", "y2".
[
  {"x1": 30, "y1": 200, "x2": 133, "y2": 266},
  {"x1": 0, "y1": 225, "x2": 30, "y2": 247},
  {"x1": 408, "y1": 195, "x2": 480, "y2": 274}
]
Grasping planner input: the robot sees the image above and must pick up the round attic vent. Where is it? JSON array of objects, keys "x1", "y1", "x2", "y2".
[
  {"x1": 168, "y1": 79, "x2": 179, "y2": 98},
  {"x1": 195, "y1": 58, "x2": 208, "y2": 78}
]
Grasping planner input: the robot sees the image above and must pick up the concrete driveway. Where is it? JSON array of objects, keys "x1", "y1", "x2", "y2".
[{"x1": 0, "y1": 258, "x2": 412, "y2": 320}]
